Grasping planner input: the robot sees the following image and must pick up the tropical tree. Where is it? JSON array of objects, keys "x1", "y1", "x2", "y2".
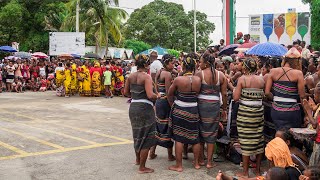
[
  {"x1": 302, "y1": 0, "x2": 320, "y2": 49},
  {"x1": 124, "y1": 39, "x2": 151, "y2": 55},
  {"x1": 46, "y1": 0, "x2": 128, "y2": 53},
  {"x1": 123, "y1": 0, "x2": 215, "y2": 52}
]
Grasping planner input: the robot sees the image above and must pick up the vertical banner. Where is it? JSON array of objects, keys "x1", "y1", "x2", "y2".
[
  {"x1": 297, "y1": 12, "x2": 310, "y2": 41},
  {"x1": 263, "y1": 14, "x2": 274, "y2": 42},
  {"x1": 249, "y1": 15, "x2": 261, "y2": 43},
  {"x1": 222, "y1": 0, "x2": 236, "y2": 45},
  {"x1": 273, "y1": 14, "x2": 285, "y2": 42},
  {"x1": 285, "y1": 12, "x2": 297, "y2": 41}
]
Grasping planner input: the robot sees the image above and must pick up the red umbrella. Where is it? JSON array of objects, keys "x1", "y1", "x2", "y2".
[
  {"x1": 58, "y1": 53, "x2": 73, "y2": 59},
  {"x1": 32, "y1": 52, "x2": 48, "y2": 59},
  {"x1": 235, "y1": 43, "x2": 257, "y2": 52}
]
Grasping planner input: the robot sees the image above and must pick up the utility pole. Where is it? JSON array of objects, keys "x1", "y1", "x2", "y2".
[
  {"x1": 76, "y1": 0, "x2": 80, "y2": 32},
  {"x1": 193, "y1": 0, "x2": 197, "y2": 53}
]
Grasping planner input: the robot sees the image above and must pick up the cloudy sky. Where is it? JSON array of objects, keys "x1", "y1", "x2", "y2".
[{"x1": 118, "y1": 0, "x2": 310, "y2": 43}]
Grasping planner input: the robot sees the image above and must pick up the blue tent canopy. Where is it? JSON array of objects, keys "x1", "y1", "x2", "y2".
[
  {"x1": 140, "y1": 46, "x2": 168, "y2": 55},
  {"x1": 0, "y1": 46, "x2": 17, "y2": 52}
]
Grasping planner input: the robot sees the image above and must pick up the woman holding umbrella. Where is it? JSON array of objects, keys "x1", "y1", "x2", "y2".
[{"x1": 265, "y1": 47, "x2": 306, "y2": 130}]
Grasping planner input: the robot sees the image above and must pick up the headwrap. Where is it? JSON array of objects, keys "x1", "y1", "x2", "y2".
[
  {"x1": 285, "y1": 47, "x2": 301, "y2": 59},
  {"x1": 237, "y1": 32, "x2": 243, "y2": 37},
  {"x1": 94, "y1": 62, "x2": 100, "y2": 68},
  {"x1": 265, "y1": 137, "x2": 295, "y2": 168},
  {"x1": 243, "y1": 58, "x2": 257, "y2": 73},
  {"x1": 222, "y1": 56, "x2": 233, "y2": 62},
  {"x1": 135, "y1": 54, "x2": 149, "y2": 61}
]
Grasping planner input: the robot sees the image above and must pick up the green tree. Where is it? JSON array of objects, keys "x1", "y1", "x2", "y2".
[
  {"x1": 167, "y1": 49, "x2": 180, "y2": 58},
  {"x1": 123, "y1": 0, "x2": 215, "y2": 52},
  {"x1": 58, "y1": 0, "x2": 127, "y2": 52},
  {"x1": 0, "y1": 0, "x2": 24, "y2": 46},
  {"x1": 302, "y1": 0, "x2": 320, "y2": 49},
  {"x1": 123, "y1": 39, "x2": 151, "y2": 55}
]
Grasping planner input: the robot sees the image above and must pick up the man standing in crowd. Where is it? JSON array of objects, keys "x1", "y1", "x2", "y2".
[{"x1": 149, "y1": 50, "x2": 163, "y2": 82}]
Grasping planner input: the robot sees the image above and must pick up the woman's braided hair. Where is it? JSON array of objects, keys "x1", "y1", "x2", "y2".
[
  {"x1": 135, "y1": 54, "x2": 149, "y2": 69},
  {"x1": 182, "y1": 53, "x2": 199, "y2": 73},
  {"x1": 201, "y1": 50, "x2": 216, "y2": 83}
]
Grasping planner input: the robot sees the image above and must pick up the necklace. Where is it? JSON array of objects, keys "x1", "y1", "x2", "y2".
[{"x1": 184, "y1": 72, "x2": 193, "y2": 76}]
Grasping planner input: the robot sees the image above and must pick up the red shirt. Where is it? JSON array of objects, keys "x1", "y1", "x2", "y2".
[
  {"x1": 90, "y1": 67, "x2": 102, "y2": 77},
  {"x1": 316, "y1": 116, "x2": 320, "y2": 143}
]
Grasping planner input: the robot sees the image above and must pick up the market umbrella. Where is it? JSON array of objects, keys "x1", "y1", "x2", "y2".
[
  {"x1": 71, "y1": 53, "x2": 81, "y2": 59},
  {"x1": 32, "y1": 52, "x2": 48, "y2": 59},
  {"x1": 235, "y1": 43, "x2": 257, "y2": 52},
  {"x1": 246, "y1": 42, "x2": 288, "y2": 57},
  {"x1": 218, "y1": 44, "x2": 240, "y2": 56},
  {"x1": 84, "y1": 53, "x2": 101, "y2": 59},
  {"x1": 0, "y1": 46, "x2": 17, "y2": 52},
  {"x1": 58, "y1": 53, "x2": 73, "y2": 59},
  {"x1": 14, "y1": 51, "x2": 32, "y2": 59}
]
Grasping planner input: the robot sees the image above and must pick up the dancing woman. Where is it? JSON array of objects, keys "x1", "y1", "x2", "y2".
[
  {"x1": 167, "y1": 53, "x2": 202, "y2": 172},
  {"x1": 149, "y1": 54, "x2": 176, "y2": 161},
  {"x1": 196, "y1": 51, "x2": 227, "y2": 168},
  {"x1": 124, "y1": 54, "x2": 159, "y2": 174}
]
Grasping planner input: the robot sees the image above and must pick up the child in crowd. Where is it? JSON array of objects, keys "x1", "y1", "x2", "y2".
[
  {"x1": 39, "y1": 76, "x2": 47, "y2": 92},
  {"x1": 103, "y1": 65, "x2": 113, "y2": 98},
  {"x1": 12, "y1": 77, "x2": 22, "y2": 93},
  {"x1": 303, "y1": 82, "x2": 320, "y2": 166},
  {"x1": 30, "y1": 77, "x2": 38, "y2": 92}
]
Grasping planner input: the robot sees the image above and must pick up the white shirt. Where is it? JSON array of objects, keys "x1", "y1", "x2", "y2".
[
  {"x1": 131, "y1": 66, "x2": 137, "y2": 73},
  {"x1": 150, "y1": 60, "x2": 163, "y2": 74},
  {"x1": 55, "y1": 67, "x2": 65, "y2": 73},
  {"x1": 6, "y1": 65, "x2": 15, "y2": 75},
  {"x1": 39, "y1": 67, "x2": 46, "y2": 77}
]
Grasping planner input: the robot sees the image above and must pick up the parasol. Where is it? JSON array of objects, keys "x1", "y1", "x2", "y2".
[
  {"x1": 0, "y1": 46, "x2": 17, "y2": 52},
  {"x1": 14, "y1": 52, "x2": 32, "y2": 59},
  {"x1": 235, "y1": 43, "x2": 257, "y2": 52},
  {"x1": 218, "y1": 44, "x2": 240, "y2": 56},
  {"x1": 58, "y1": 53, "x2": 73, "y2": 59},
  {"x1": 71, "y1": 53, "x2": 81, "y2": 59},
  {"x1": 32, "y1": 52, "x2": 48, "y2": 59},
  {"x1": 84, "y1": 53, "x2": 101, "y2": 59},
  {"x1": 246, "y1": 42, "x2": 288, "y2": 57}
]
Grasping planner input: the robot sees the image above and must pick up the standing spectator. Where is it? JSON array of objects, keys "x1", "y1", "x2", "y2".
[
  {"x1": 149, "y1": 50, "x2": 163, "y2": 82},
  {"x1": 219, "y1": 39, "x2": 225, "y2": 50},
  {"x1": 14, "y1": 59, "x2": 23, "y2": 79},
  {"x1": 39, "y1": 61, "x2": 47, "y2": 78},
  {"x1": 265, "y1": 47, "x2": 305, "y2": 130},
  {"x1": 103, "y1": 65, "x2": 113, "y2": 98},
  {"x1": 5, "y1": 61, "x2": 15, "y2": 92}
]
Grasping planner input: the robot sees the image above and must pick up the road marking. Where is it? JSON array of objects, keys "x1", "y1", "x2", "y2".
[
  {"x1": 0, "y1": 109, "x2": 132, "y2": 143},
  {"x1": 0, "y1": 127, "x2": 65, "y2": 150},
  {"x1": 0, "y1": 141, "x2": 28, "y2": 155},
  {"x1": 0, "y1": 118, "x2": 98, "y2": 145},
  {"x1": 0, "y1": 141, "x2": 132, "y2": 161}
]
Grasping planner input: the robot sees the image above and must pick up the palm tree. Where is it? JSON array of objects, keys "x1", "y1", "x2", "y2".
[{"x1": 45, "y1": 0, "x2": 127, "y2": 54}]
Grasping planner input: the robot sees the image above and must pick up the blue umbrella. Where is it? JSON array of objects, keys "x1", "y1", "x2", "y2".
[
  {"x1": 140, "y1": 46, "x2": 168, "y2": 55},
  {"x1": 218, "y1": 44, "x2": 240, "y2": 56},
  {"x1": 71, "y1": 53, "x2": 81, "y2": 59},
  {"x1": 246, "y1": 42, "x2": 288, "y2": 57},
  {"x1": 0, "y1": 46, "x2": 17, "y2": 52}
]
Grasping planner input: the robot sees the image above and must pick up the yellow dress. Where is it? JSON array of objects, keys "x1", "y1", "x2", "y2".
[
  {"x1": 55, "y1": 69, "x2": 65, "y2": 88},
  {"x1": 82, "y1": 65, "x2": 91, "y2": 96},
  {"x1": 71, "y1": 64, "x2": 78, "y2": 94},
  {"x1": 64, "y1": 68, "x2": 72, "y2": 96},
  {"x1": 91, "y1": 69, "x2": 102, "y2": 97}
]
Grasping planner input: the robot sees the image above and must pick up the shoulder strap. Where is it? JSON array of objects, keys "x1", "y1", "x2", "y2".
[
  {"x1": 189, "y1": 76, "x2": 193, "y2": 91},
  {"x1": 277, "y1": 68, "x2": 293, "y2": 81},
  {"x1": 216, "y1": 71, "x2": 220, "y2": 85}
]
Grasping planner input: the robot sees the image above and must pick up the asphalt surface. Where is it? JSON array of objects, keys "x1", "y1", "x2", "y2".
[{"x1": 0, "y1": 92, "x2": 242, "y2": 180}]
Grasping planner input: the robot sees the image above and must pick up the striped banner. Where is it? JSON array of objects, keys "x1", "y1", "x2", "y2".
[{"x1": 222, "y1": 0, "x2": 236, "y2": 45}]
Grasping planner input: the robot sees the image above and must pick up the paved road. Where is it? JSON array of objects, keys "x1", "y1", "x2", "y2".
[{"x1": 0, "y1": 92, "x2": 241, "y2": 180}]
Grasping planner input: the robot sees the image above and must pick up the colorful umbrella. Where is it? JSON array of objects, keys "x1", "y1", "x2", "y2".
[
  {"x1": 14, "y1": 52, "x2": 32, "y2": 59},
  {"x1": 218, "y1": 44, "x2": 240, "y2": 56},
  {"x1": 84, "y1": 53, "x2": 101, "y2": 59},
  {"x1": 32, "y1": 52, "x2": 48, "y2": 59},
  {"x1": 0, "y1": 46, "x2": 17, "y2": 52},
  {"x1": 58, "y1": 53, "x2": 73, "y2": 59},
  {"x1": 246, "y1": 42, "x2": 288, "y2": 57},
  {"x1": 235, "y1": 43, "x2": 257, "y2": 52},
  {"x1": 71, "y1": 53, "x2": 81, "y2": 59}
]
